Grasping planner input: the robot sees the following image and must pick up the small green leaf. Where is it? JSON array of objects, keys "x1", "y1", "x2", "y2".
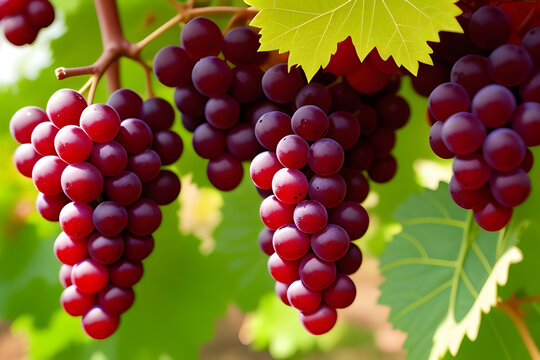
[
  {"x1": 379, "y1": 183, "x2": 522, "y2": 360},
  {"x1": 246, "y1": 0, "x2": 462, "y2": 80}
]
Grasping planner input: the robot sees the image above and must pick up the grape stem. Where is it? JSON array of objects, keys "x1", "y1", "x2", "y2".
[
  {"x1": 55, "y1": 0, "x2": 257, "y2": 104},
  {"x1": 497, "y1": 294, "x2": 540, "y2": 360}
]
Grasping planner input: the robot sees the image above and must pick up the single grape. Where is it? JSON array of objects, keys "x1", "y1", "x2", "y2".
[
  {"x1": 88, "y1": 232, "x2": 125, "y2": 265},
  {"x1": 267, "y1": 253, "x2": 300, "y2": 283},
  {"x1": 81, "y1": 306, "x2": 120, "y2": 340},
  {"x1": 308, "y1": 174, "x2": 346, "y2": 209},
  {"x1": 346, "y1": 58, "x2": 390, "y2": 94},
  {"x1": 222, "y1": 27, "x2": 266, "y2": 65},
  {"x1": 345, "y1": 140, "x2": 375, "y2": 170},
  {"x1": 299, "y1": 303, "x2": 337, "y2": 335},
  {"x1": 374, "y1": 95, "x2": 410, "y2": 130},
  {"x1": 307, "y1": 138, "x2": 344, "y2": 176},
  {"x1": 205, "y1": 95, "x2": 240, "y2": 130},
  {"x1": 54, "y1": 125, "x2": 93, "y2": 164},
  {"x1": 489, "y1": 168, "x2": 531, "y2": 207},
  {"x1": 98, "y1": 284, "x2": 135, "y2": 316},
  {"x1": 180, "y1": 17, "x2": 223, "y2": 59},
  {"x1": 276, "y1": 134, "x2": 309, "y2": 169},
  {"x1": 13, "y1": 143, "x2": 42, "y2": 177},
  {"x1": 46, "y1": 89, "x2": 87, "y2": 129},
  {"x1": 123, "y1": 233, "x2": 155, "y2": 261},
  {"x1": 272, "y1": 168, "x2": 308, "y2": 204},
  {"x1": 412, "y1": 61, "x2": 451, "y2": 97},
  {"x1": 272, "y1": 224, "x2": 311, "y2": 260},
  {"x1": 180, "y1": 113, "x2": 205, "y2": 132},
  {"x1": 255, "y1": 111, "x2": 293, "y2": 150},
  {"x1": 59, "y1": 202, "x2": 94, "y2": 239},
  {"x1": 295, "y1": 83, "x2": 332, "y2": 114},
  {"x1": 452, "y1": 153, "x2": 492, "y2": 190},
  {"x1": 511, "y1": 102, "x2": 540, "y2": 146},
  {"x1": 106, "y1": 88, "x2": 142, "y2": 120},
  {"x1": 473, "y1": 200, "x2": 513, "y2": 232},
  {"x1": 322, "y1": 274, "x2": 356, "y2": 309},
  {"x1": 61, "y1": 163, "x2": 103, "y2": 203},
  {"x1": 142, "y1": 170, "x2": 181, "y2": 206},
  {"x1": 291, "y1": 105, "x2": 329, "y2": 142},
  {"x1": 448, "y1": 176, "x2": 490, "y2": 210},
  {"x1": 341, "y1": 168, "x2": 369, "y2": 203},
  {"x1": 32, "y1": 155, "x2": 67, "y2": 195},
  {"x1": 60, "y1": 285, "x2": 96, "y2": 316},
  {"x1": 80, "y1": 104, "x2": 121, "y2": 143},
  {"x1": 25, "y1": 0, "x2": 55, "y2": 28},
  {"x1": 367, "y1": 126, "x2": 396, "y2": 156},
  {"x1": 71, "y1": 259, "x2": 109, "y2": 294},
  {"x1": 451, "y1": 55, "x2": 491, "y2": 97},
  {"x1": 429, "y1": 121, "x2": 455, "y2": 159},
  {"x1": 54, "y1": 232, "x2": 88, "y2": 265},
  {"x1": 89, "y1": 141, "x2": 128, "y2": 177},
  {"x1": 245, "y1": 101, "x2": 288, "y2": 127},
  {"x1": 152, "y1": 130, "x2": 183, "y2": 166},
  {"x1": 293, "y1": 200, "x2": 327, "y2": 234},
  {"x1": 488, "y1": 44, "x2": 533, "y2": 87},
  {"x1": 115, "y1": 118, "x2": 153, "y2": 155},
  {"x1": 367, "y1": 155, "x2": 397, "y2": 183},
  {"x1": 326, "y1": 111, "x2": 360, "y2": 150},
  {"x1": 36, "y1": 192, "x2": 70, "y2": 221},
  {"x1": 250, "y1": 151, "x2": 283, "y2": 190},
  {"x1": 520, "y1": 70, "x2": 540, "y2": 103},
  {"x1": 328, "y1": 201, "x2": 369, "y2": 240},
  {"x1": 428, "y1": 82, "x2": 470, "y2": 122},
  {"x1": 471, "y1": 84, "x2": 516, "y2": 128},
  {"x1": 173, "y1": 83, "x2": 208, "y2": 118},
  {"x1": 206, "y1": 153, "x2": 244, "y2": 191},
  {"x1": 126, "y1": 199, "x2": 162, "y2": 236},
  {"x1": 140, "y1": 97, "x2": 175, "y2": 132},
  {"x1": 482, "y1": 128, "x2": 526, "y2": 172},
  {"x1": 258, "y1": 228, "x2": 275, "y2": 256},
  {"x1": 229, "y1": 65, "x2": 264, "y2": 103},
  {"x1": 92, "y1": 201, "x2": 128, "y2": 237},
  {"x1": 468, "y1": 6, "x2": 511, "y2": 50},
  {"x1": 259, "y1": 195, "x2": 295, "y2": 230},
  {"x1": 2, "y1": 14, "x2": 37, "y2": 46},
  {"x1": 262, "y1": 63, "x2": 304, "y2": 104},
  {"x1": 521, "y1": 148, "x2": 534, "y2": 173},
  {"x1": 522, "y1": 27, "x2": 540, "y2": 65},
  {"x1": 31, "y1": 121, "x2": 59, "y2": 156},
  {"x1": 9, "y1": 106, "x2": 48, "y2": 144},
  {"x1": 59, "y1": 264, "x2": 73, "y2": 288},
  {"x1": 311, "y1": 224, "x2": 350, "y2": 262},
  {"x1": 287, "y1": 279, "x2": 322, "y2": 312},
  {"x1": 299, "y1": 253, "x2": 336, "y2": 291},
  {"x1": 328, "y1": 82, "x2": 361, "y2": 113},
  {"x1": 226, "y1": 123, "x2": 262, "y2": 161},
  {"x1": 109, "y1": 258, "x2": 144, "y2": 287},
  {"x1": 103, "y1": 171, "x2": 142, "y2": 206},
  {"x1": 324, "y1": 37, "x2": 361, "y2": 76},
  {"x1": 153, "y1": 46, "x2": 194, "y2": 87},
  {"x1": 126, "y1": 149, "x2": 162, "y2": 182},
  {"x1": 192, "y1": 56, "x2": 232, "y2": 98},
  {"x1": 441, "y1": 112, "x2": 486, "y2": 155},
  {"x1": 335, "y1": 243, "x2": 363, "y2": 275}
]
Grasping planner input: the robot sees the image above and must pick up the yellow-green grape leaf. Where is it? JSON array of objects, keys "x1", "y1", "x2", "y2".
[
  {"x1": 379, "y1": 183, "x2": 523, "y2": 360},
  {"x1": 246, "y1": 0, "x2": 463, "y2": 80}
]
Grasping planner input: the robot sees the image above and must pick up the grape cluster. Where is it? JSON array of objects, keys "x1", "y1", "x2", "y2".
[
  {"x1": 0, "y1": 0, "x2": 54, "y2": 46},
  {"x1": 153, "y1": 17, "x2": 271, "y2": 191},
  {"x1": 250, "y1": 104, "x2": 369, "y2": 335},
  {"x1": 10, "y1": 88, "x2": 183, "y2": 339},
  {"x1": 427, "y1": 5, "x2": 540, "y2": 231}
]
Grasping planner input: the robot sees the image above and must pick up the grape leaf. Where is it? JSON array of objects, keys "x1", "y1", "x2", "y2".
[
  {"x1": 246, "y1": 0, "x2": 463, "y2": 80},
  {"x1": 379, "y1": 183, "x2": 523, "y2": 360}
]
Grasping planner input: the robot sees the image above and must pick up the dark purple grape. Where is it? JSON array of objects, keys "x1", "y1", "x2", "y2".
[
  {"x1": 441, "y1": 112, "x2": 486, "y2": 155},
  {"x1": 127, "y1": 149, "x2": 161, "y2": 183},
  {"x1": 329, "y1": 82, "x2": 361, "y2": 113},
  {"x1": 291, "y1": 105, "x2": 329, "y2": 141},
  {"x1": 341, "y1": 168, "x2": 369, "y2": 203},
  {"x1": 375, "y1": 95, "x2": 410, "y2": 130},
  {"x1": 521, "y1": 148, "x2": 534, "y2": 173},
  {"x1": 522, "y1": 27, "x2": 540, "y2": 65},
  {"x1": 473, "y1": 199, "x2": 512, "y2": 232},
  {"x1": 368, "y1": 155, "x2": 397, "y2": 183},
  {"x1": 88, "y1": 232, "x2": 124, "y2": 264},
  {"x1": 322, "y1": 274, "x2": 356, "y2": 309},
  {"x1": 229, "y1": 65, "x2": 264, "y2": 103},
  {"x1": 142, "y1": 170, "x2": 181, "y2": 205},
  {"x1": 153, "y1": 46, "x2": 194, "y2": 87},
  {"x1": 335, "y1": 243, "x2": 363, "y2": 275},
  {"x1": 482, "y1": 128, "x2": 525, "y2": 172},
  {"x1": 123, "y1": 233, "x2": 154, "y2": 261},
  {"x1": 429, "y1": 121, "x2": 455, "y2": 159},
  {"x1": 192, "y1": 56, "x2": 232, "y2": 98},
  {"x1": 106, "y1": 88, "x2": 142, "y2": 120},
  {"x1": 367, "y1": 126, "x2": 396, "y2": 156},
  {"x1": 25, "y1": 0, "x2": 55, "y2": 28},
  {"x1": 345, "y1": 140, "x2": 375, "y2": 170},
  {"x1": 262, "y1": 63, "x2": 304, "y2": 104},
  {"x1": 428, "y1": 82, "x2": 470, "y2": 122},
  {"x1": 140, "y1": 97, "x2": 175, "y2": 132},
  {"x1": 308, "y1": 174, "x2": 346, "y2": 209},
  {"x1": 89, "y1": 141, "x2": 127, "y2": 177},
  {"x1": 226, "y1": 123, "x2": 262, "y2": 161},
  {"x1": 103, "y1": 171, "x2": 142, "y2": 206},
  {"x1": 451, "y1": 55, "x2": 491, "y2": 97},
  {"x1": 295, "y1": 83, "x2": 332, "y2": 114},
  {"x1": 328, "y1": 201, "x2": 369, "y2": 240},
  {"x1": 207, "y1": 153, "x2": 244, "y2": 191},
  {"x1": 449, "y1": 176, "x2": 489, "y2": 210},
  {"x1": 180, "y1": 113, "x2": 205, "y2": 132},
  {"x1": 98, "y1": 285, "x2": 134, "y2": 316},
  {"x1": 519, "y1": 69, "x2": 540, "y2": 103},
  {"x1": 488, "y1": 44, "x2": 533, "y2": 87},
  {"x1": 412, "y1": 61, "x2": 451, "y2": 97},
  {"x1": 2, "y1": 13, "x2": 37, "y2": 45},
  {"x1": 511, "y1": 102, "x2": 540, "y2": 146},
  {"x1": 255, "y1": 111, "x2": 293, "y2": 150},
  {"x1": 453, "y1": 153, "x2": 492, "y2": 190},
  {"x1": 307, "y1": 138, "x2": 344, "y2": 176},
  {"x1": 244, "y1": 101, "x2": 287, "y2": 127},
  {"x1": 109, "y1": 258, "x2": 144, "y2": 287},
  {"x1": 311, "y1": 224, "x2": 349, "y2": 262},
  {"x1": 115, "y1": 118, "x2": 153, "y2": 155},
  {"x1": 489, "y1": 168, "x2": 531, "y2": 207},
  {"x1": 174, "y1": 83, "x2": 207, "y2": 118},
  {"x1": 222, "y1": 27, "x2": 266, "y2": 65},
  {"x1": 326, "y1": 111, "x2": 360, "y2": 150},
  {"x1": 468, "y1": 6, "x2": 511, "y2": 50},
  {"x1": 152, "y1": 130, "x2": 183, "y2": 166},
  {"x1": 180, "y1": 17, "x2": 223, "y2": 59},
  {"x1": 205, "y1": 95, "x2": 240, "y2": 130},
  {"x1": 126, "y1": 198, "x2": 162, "y2": 236},
  {"x1": 471, "y1": 84, "x2": 516, "y2": 128},
  {"x1": 92, "y1": 201, "x2": 128, "y2": 237},
  {"x1": 299, "y1": 253, "x2": 336, "y2": 291}
]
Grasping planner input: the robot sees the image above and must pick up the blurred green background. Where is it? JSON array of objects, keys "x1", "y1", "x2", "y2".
[{"x1": 0, "y1": 0, "x2": 461, "y2": 359}]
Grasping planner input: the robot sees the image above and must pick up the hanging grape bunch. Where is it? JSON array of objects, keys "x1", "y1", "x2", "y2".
[
  {"x1": 424, "y1": 4, "x2": 540, "y2": 231},
  {"x1": 10, "y1": 87, "x2": 183, "y2": 339}
]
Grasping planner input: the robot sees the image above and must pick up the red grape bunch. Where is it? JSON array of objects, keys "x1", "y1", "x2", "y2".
[
  {"x1": 0, "y1": 0, "x2": 55, "y2": 46},
  {"x1": 427, "y1": 4, "x2": 540, "y2": 231},
  {"x1": 153, "y1": 17, "x2": 272, "y2": 191},
  {"x1": 10, "y1": 87, "x2": 183, "y2": 339}
]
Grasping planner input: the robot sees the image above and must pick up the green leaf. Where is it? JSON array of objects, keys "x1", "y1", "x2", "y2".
[
  {"x1": 246, "y1": 0, "x2": 462, "y2": 80},
  {"x1": 379, "y1": 183, "x2": 522, "y2": 360}
]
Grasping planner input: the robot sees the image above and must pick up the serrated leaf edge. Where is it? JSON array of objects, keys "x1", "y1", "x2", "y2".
[{"x1": 428, "y1": 246, "x2": 523, "y2": 360}]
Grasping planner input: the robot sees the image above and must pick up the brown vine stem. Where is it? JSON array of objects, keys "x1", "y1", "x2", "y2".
[
  {"x1": 498, "y1": 295, "x2": 540, "y2": 360},
  {"x1": 55, "y1": 0, "x2": 256, "y2": 103}
]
